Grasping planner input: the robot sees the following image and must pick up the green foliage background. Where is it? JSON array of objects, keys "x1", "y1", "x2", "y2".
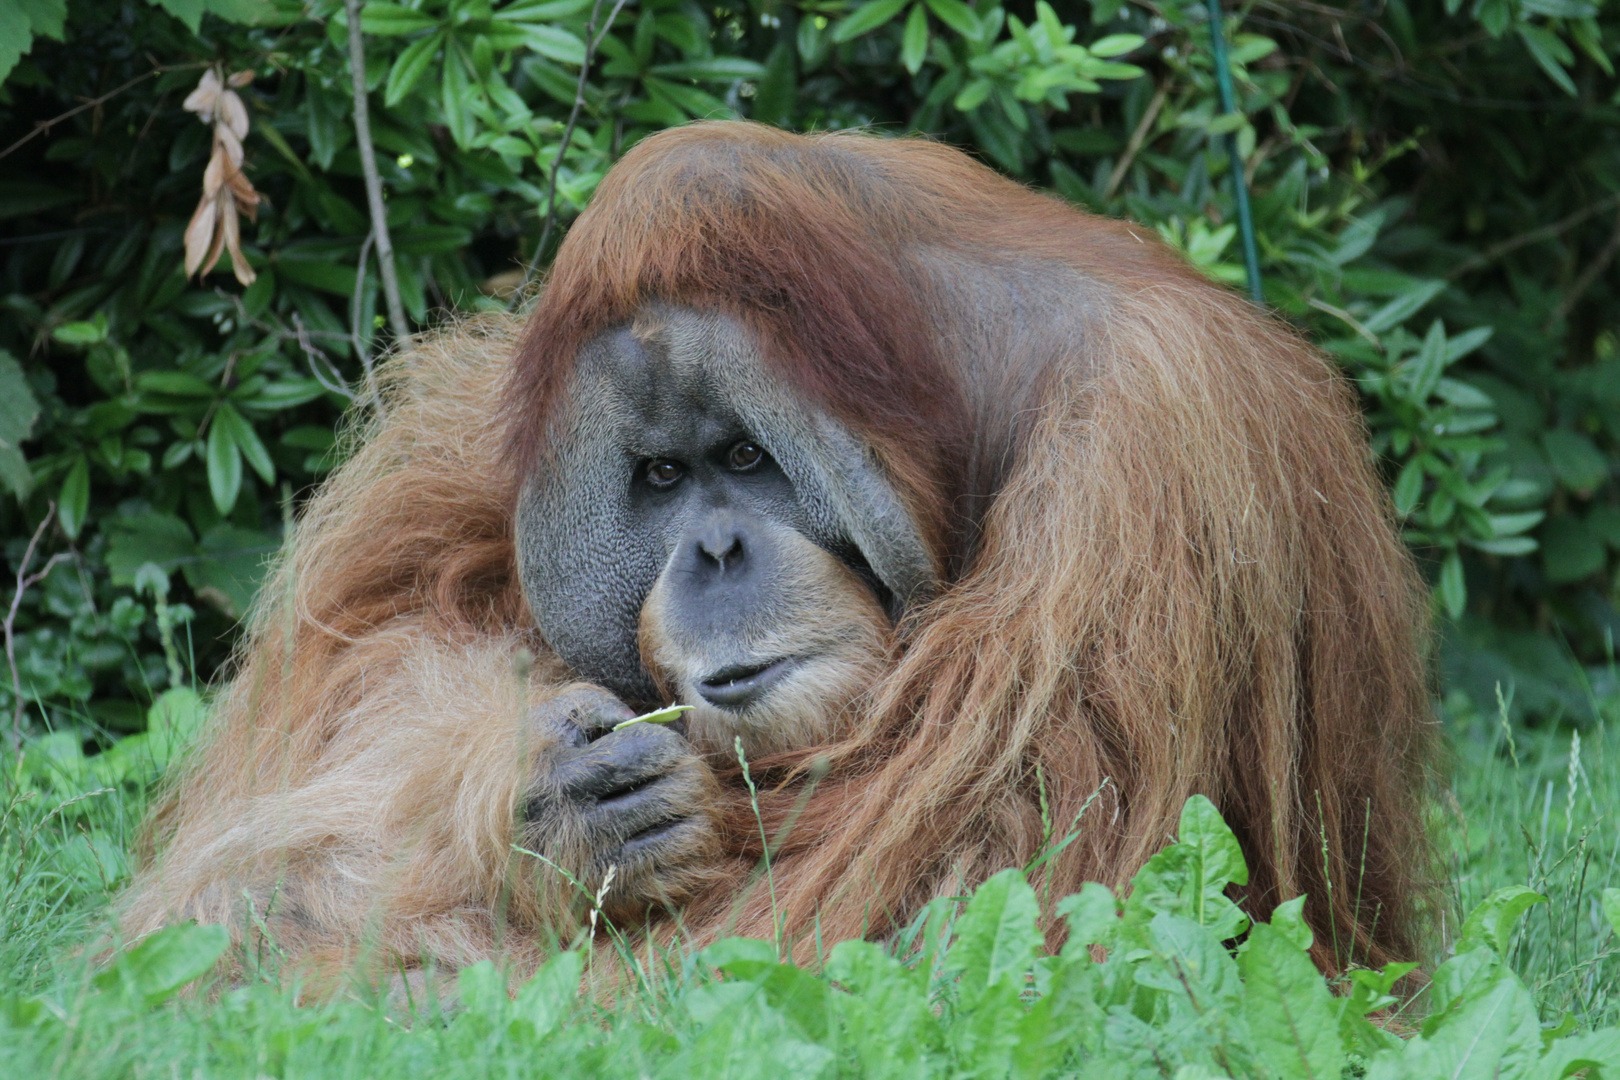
[{"x1": 0, "y1": 0, "x2": 1618, "y2": 740}]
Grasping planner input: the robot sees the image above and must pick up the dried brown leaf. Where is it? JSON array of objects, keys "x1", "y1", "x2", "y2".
[
  {"x1": 183, "y1": 194, "x2": 219, "y2": 277},
  {"x1": 182, "y1": 68, "x2": 223, "y2": 123}
]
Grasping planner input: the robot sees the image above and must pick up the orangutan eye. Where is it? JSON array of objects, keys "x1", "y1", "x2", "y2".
[
  {"x1": 644, "y1": 459, "x2": 684, "y2": 488},
  {"x1": 727, "y1": 441, "x2": 765, "y2": 471}
]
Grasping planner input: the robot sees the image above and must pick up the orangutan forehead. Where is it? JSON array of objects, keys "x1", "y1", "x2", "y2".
[{"x1": 555, "y1": 304, "x2": 940, "y2": 611}]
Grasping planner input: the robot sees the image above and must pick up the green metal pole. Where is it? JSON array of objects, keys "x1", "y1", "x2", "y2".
[{"x1": 1204, "y1": 0, "x2": 1263, "y2": 304}]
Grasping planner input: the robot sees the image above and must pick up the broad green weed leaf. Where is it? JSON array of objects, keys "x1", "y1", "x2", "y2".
[
  {"x1": 95, "y1": 923, "x2": 229, "y2": 1007},
  {"x1": 1340, "y1": 961, "x2": 1418, "y2": 1054},
  {"x1": 1266, "y1": 895, "x2": 1313, "y2": 951},
  {"x1": 1124, "y1": 795, "x2": 1250, "y2": 940},
  {"x1": 456, "y1": 960, "x2": 509, "y2": 1019},
  {"x1": 826, "y1": 938, "x2": 942, "y2": 1072},
  {"x1": 1369, "y1": 950, "x2": 1540, "y2": 1080},
  {"x1": 146, "y1": 688, "x2": 205, "y2": 770},
  {"x1": 1057, "y1": 881, "x2": 1118, "y2": 958},
  {"x1": 513, "y1": 949, "x2": 583, "y2": 1037},
  {"x1": 1456, "y1": 885, "x2": 1546, "y2": 957},
  {"x1": 1602, "y1": 887, "x2": 1620, "y2": 938},
  {"x1": 1142, "y1": 913, "x2": 1241, "y2": 1005},
  {"x1": 1240, "y1": 921, "x2": 1343, "y2": 1080},
  {"x1": 1532, "y1": 1031, "x2": 1620, "y2": 1080},
  {"x1": 947, "y1": 867, "x2": 1042, "y2": 992},
  {"x1": 697, "y1": 936, "x2": 777, "y2": 971}
]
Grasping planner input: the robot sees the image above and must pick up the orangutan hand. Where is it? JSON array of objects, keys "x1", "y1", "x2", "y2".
[{"x1": 520, "y1": 684, "x2": 718, "y2": 912}]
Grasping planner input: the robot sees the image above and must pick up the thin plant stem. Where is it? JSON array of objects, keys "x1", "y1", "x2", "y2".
[
  {"x1": 523, "y1": 0, "x2": 629, "y2": 286},
  {"x1": 344, "y1": 0, "x2": 409, "y2": 342},
  {"x1": 734, "y1": 736, "x2": 781, "y2": 955},
  {"x1": 6, "y1": 505, "x2": 69, "y2": 751}
]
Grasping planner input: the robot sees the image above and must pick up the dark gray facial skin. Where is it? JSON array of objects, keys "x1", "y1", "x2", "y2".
[{"x1": 515, "y1": 305, "x2": 937, "y2": 707}]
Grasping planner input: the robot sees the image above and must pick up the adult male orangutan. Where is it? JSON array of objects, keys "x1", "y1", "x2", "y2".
[{"x1": 123, "y1": 121, "x2": 1432, "y2": 984}]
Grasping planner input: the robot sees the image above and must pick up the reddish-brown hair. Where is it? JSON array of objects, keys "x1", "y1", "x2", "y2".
[{"x1": 125, "y1": 122, "x2": 1433, "y2": 984}]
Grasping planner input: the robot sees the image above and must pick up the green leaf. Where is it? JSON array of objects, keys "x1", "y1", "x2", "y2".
[
  {"x1": 213, "y1": 403, "x2": 274, "y2": 485},
  {"x1": 1540, "y1": 517, "x2": 1605, "y2": 584},
  {"x1": 105, "y1": 512, "x2": 196, "y2": 585},
  {"x1": 146, "y1": 688, "x2": 205, "y2": 769},
  {"x1": 1089, "y1": 33, "x2": 1143, "y2": 58},
  {"x1": 1517, "y1": 24, "x2": 1578, "y2": 95},
  {"x1": 1240, "y1": 920, "x2": 1345, "y2": 1080},
  {"x1": 1362, "y1": 278, "x2": 1445, "y2": 335},
  {"x1": 186, "y1": 524, "x2": 277, "y2": 619},
  {"x1": 441, "y1": 41, "x2": 476, "y2": 148},
  {"x1": 1443, "y1": 325, "x2": 1493, "y2": 363},
  {"x1": 1056, "y1": 882, "x2": 1118, "y2": 957},
  {"x1": 832, "y1": 0, "x2": 910, "y2": 43},
  {"x1": 948, "y1": 868, "x2": 1042, "y2": 992},
  {"x1": 650, "y1": 57, "x2": 766, "y2": 81},
  {"x1": 1542, "y1": 429, "x2": 1608, "y2": 493},
  {"x1": 955, "y1": 77, "x2": 993, "y2": 111},
  {"x1": 136, "y1": 371, "x2": 217, "y2": 398},
  {"x1": 513, "y1": 949, "x2": 584, "y2": 1036},
  {"x1": 18, "y1": 0, "x2": 68, "y2": 40},
  {"x1": 58, "y1": 455, "x2": 89, "y2": 539},
  {"x1": 1392, "y1": 458, "x2": 1424, "y2": 516},
  {"x1": 1439, "y1": 549, "x2": 1466, "y2": 618},
  {"x1": 1456, "y1": 885, "x2": 1546, "y2": 957},
  {"x1": 1408, "y1": 319, "x2": 1448, "y2": 401},
  {"x1": 0, "y1": 350, "x2": 40, "y2": 500},
  {"x1": 360, "y1": 2, "x2": 439, "y2": 34},
  {"x1": 206, "y1": 414, "x2": 243, "y2": 516},
  {"x1": 923, "y1": 0, "x2": 979, "y2": 37},
  {"x1": 94, "y1": 923, "x2": 229, "y2": 1006},
  {"x1": 901, "y1": 3, "x2": 928, "y2": 75},
  {"x1": 51, "y1": 319, "x2": 107, "y2": 346},
  {"x1": 1125, "y1": 795, "x2": 1250, "y2": 939},
  {"x1": 519, "y1": 24, "x2": 586, "y2": 65},
  {"x1": 497, "y1": 0, "x2": 593, "y2": 20},
  {"x1": 1468, "y1": 536, "x2": 1537, "y2": 556},
  {"x1": 386, "y1": 30, "x2": 443, "y2": 105},
  {"x1": 1602, "y1": 887, "x2": 1620, "y2": 938},
  {"x1": 147, "y1": 0, "x2": 206, "y2": 34},
  {"x1": 1434, "y1": 377, "x2": 1494, "y2": 409},
  {"x1": 0, "y1": 3, "x2": 33, "y2": 85}
]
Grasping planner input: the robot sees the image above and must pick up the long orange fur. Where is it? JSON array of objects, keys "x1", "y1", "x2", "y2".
[{"x1": 124, "y1": 122, "x2": 1433, "y2": 983}]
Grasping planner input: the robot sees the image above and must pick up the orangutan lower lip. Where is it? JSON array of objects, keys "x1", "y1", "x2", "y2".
[{"x1": 696, "y1": 657, "x2": 795, "y2": 710}]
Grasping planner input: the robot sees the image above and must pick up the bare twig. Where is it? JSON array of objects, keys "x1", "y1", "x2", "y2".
[
  {"x1": 1448, "y1": 192, "x2": 1620, "y2": 281},
  {"x1": 1549, "y1": 206, "x2": 1620, "y2": 327},
  {"x1": 1103, "y1": 82, "x2": 1169, "y2": 201},
  {"x1": 344, "y1": 0, "x2": 410, "y2": 343},
  {"x1": 349, "y1": 229, "x2": 384, "y2": 412},
  {"x1": 7, "y1": 505, "x2": 70, "y2": 749},
  {"x1": 0, "y1": 69, "x2": 166, "y2": 162},
  {"x1": 293, "y1": 313, "x2": 357, "y2": 401},
  {"x1": 523, "y1": 0, "x2": 630, "y2": 286}
]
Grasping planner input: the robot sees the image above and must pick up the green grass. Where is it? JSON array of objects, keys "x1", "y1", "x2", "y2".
[{"x1": 1, "y1": 689, "x2": 1619, "y2": 1078}]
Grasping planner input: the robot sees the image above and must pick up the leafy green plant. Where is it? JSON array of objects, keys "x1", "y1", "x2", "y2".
[
  {"x1": 6, "y1": 794, "x2": 1620, "y2": 1078},
  {"x1": 1, "y1": 0, "x2": 1619, "y2": 742}
]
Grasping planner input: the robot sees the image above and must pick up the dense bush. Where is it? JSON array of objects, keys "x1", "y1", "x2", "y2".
[{"x1": 0, "y1": 0, "x2": 1617, "y2": 740}]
